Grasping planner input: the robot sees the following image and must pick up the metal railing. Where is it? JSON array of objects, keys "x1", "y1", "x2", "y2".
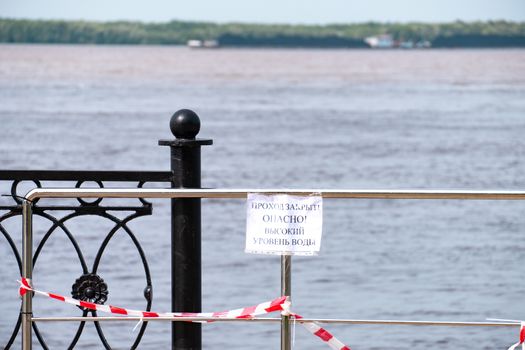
[{"x1": 20, "y1": 187, "x2": 525, "y2": 350}]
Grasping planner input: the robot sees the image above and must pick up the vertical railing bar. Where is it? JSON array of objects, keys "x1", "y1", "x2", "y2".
[
  {"x1": 22, "y1": 200, "x2": 33, "y2": 350},
  {"x1": 281, "y1": 255, "x2": 292, "y2": 350}
]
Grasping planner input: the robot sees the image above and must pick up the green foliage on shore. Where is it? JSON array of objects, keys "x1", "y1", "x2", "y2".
[{"x1": 0, "y1": 18, "x2": 524, "y2": 47}]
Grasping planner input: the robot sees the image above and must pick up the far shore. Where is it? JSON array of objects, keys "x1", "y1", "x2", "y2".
[{"x1": 1, "y1": 18, "x2": 524, "y2": 48}]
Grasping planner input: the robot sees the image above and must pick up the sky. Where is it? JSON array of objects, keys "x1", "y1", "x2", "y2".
[{"x1": 1, "y1": 0, "x2": 525, "y2": 24}]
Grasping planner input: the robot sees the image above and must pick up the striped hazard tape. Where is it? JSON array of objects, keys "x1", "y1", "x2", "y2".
[
  {"x1": 296, "y1": 315, "x2": 350, "y2": 350},
  {"x1": 508, "y1": 322, "x2": 525, "y2": 350},
  {"x1": 19, "y1": 277, "x2": 350, "y2": 349}
]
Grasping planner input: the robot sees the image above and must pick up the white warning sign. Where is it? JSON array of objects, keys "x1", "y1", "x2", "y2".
[{"x1": 245, "y1": 193, "x2": 323, "y2": 255}]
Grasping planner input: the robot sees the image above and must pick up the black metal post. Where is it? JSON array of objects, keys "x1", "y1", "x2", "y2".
[{"x1": 159, "y1": 109, "x2": 212, "y2": 350}]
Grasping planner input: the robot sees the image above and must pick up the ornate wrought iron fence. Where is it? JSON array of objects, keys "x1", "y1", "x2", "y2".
[
  {"x1": 2, "y1": 109, "x2": 211, "y2": 349},
  {"x1": 0, "y1": 170, "x2": 172, "y2": 349}
]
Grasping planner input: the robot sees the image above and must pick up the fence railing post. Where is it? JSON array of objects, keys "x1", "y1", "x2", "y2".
[
  {"x1": 21, "y1": 200, "x2": 33, "y2": 350},
  {"x1": 159, "y1": 109, "x2": 212, "y2": 350},
  {"x1": 281, "y1": 255, "x2": 292, "y2": 350}
]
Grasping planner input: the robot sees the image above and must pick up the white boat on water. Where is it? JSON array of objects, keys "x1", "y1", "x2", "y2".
[
  {"x1": 364, "y1": 34, "x2": 432, "y2": 49},
  {"x1": 187, "y1": 39, "x2": 219, "y2": 48},
  {"x1": 364, "y1": 34, "x2": 394, "y2": 48}
]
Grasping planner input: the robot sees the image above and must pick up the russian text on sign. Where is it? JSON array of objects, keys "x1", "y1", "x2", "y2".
[{"x1": 245, "y1": 193, "x2": 323, "y2": 255}]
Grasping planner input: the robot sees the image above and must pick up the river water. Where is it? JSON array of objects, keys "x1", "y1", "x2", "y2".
[{"x1": 0, "y1": 45, "x2": 525, "y2": 349}]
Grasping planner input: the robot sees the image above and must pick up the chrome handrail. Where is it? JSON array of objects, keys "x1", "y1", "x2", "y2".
[
  {"x1": 25, "y1": 188, "x2": 525, "y2": 201},
  {"x1": 30, "y1": 316, "x2": 518, "y2": 327}
]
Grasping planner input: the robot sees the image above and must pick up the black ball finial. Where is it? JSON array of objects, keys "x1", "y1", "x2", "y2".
[{"x1": 170, "y1": 109, "x2": 201, "y2": 139}]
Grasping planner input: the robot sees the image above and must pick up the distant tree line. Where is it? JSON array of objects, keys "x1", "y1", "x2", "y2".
[{"x1": 0, "y1": 18, "x2": 524, "y2": 47}]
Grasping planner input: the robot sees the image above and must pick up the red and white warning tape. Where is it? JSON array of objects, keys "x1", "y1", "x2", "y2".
[
  {"x1": 507, "y1": 322, "x2": 525, "y2": 350},
  {"x1": 19, "y1": 278, "x2": 287, "y2": 319},
  {"x1": 294, "y1": 314, "x2": 350, "y2": 350},
  {"x1": 19, "y1": 278, "x2": 350, "y2": 349}
]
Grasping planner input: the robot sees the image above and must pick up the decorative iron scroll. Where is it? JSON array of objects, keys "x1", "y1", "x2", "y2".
[{"x1": 0, "y1": 170, "x2": 171, "y2": 349}]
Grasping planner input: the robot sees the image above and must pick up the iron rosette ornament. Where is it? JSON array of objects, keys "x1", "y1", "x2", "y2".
[{"x1": 71, "y1": 273, "x2": 108, "y2": 308}]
